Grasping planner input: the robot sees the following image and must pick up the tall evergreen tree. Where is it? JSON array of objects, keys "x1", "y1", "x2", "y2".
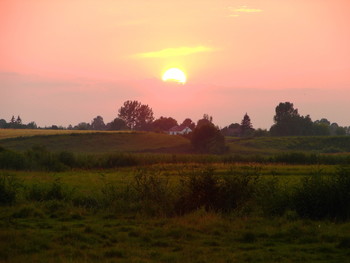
[
  {"x1": 16, "y1": 116, "x2": 22, "y2": 124},
  {"x1": 240, "y1": 113, "x2": 254, "y2": 136}
]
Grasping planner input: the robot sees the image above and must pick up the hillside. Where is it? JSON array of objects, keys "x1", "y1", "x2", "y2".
[
  {"x1": 2, "y1": 129, "x2": 350, "y2": 155},
  {"x1": 227, "y1": 136, "x2": 350, "y2": 155},
  {"x1": 0, "y1": 130, "x2": 191, "y2": 154}
]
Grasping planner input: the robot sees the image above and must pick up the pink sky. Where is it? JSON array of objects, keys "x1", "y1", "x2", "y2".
[{"x1": 1, "y1": 0, "x2": 350, "y2": 129}]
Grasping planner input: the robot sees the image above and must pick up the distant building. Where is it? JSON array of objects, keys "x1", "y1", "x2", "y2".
[{"x1": 168, "y1": 125, "x2": 192, "y2": 135}]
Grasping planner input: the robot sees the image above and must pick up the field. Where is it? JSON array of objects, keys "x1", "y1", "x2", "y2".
[{"x1": 1, "y1": 129, "x2": 350, "y2": 262}]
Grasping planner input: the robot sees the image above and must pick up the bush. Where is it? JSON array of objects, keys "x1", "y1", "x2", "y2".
[
  {"x1": 27, "y1": 179, "x2": 72, "y2": 201},
  {"x1": 0, "y1": 173, "x2": 21, "y2": 205},
  {"x1": 58, "y1": 151, "x2": 76, "y2": 167},
  {"x1": 133, "y1": 168, "x2": 175, "y2": 216},
  {"x1": 175, "y1": 166, "x2": 260, "y2": 215},
  {"x1": 26, "y1": 146, "x2": 67, "y2": 171},
  {"x1": 0, "y1": 150, "x2": 26, "y2": 170},
  {"x1": 191, "y1": 124, "x2": 227, "y2": 154},
  {"x1": 291, "y1": 166, "x2": 350, "y2": 220},
  {"x1": 255, "y1": 176, "x2": 291, "y2": 216},
  {"x1": 103, "y1": 153, "x2": 138, "y2": 168},
  {"x1": 175, "y1": 167, "x2": 220, "y2": 214}
]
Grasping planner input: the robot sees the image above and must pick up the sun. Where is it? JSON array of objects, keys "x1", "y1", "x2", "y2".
[{"x1": 162, "y1": 68, "x2": 187, "y2": 84}]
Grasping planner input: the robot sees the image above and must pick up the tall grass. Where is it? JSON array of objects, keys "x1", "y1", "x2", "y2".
[
  {"x1": 1, "y1": 164, "x2": 350, "y2": 220},
  {"x1": 2, "y1": 145, "x2": 350, "y2": 172}
]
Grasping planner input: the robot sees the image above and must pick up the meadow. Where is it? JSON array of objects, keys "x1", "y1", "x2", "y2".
[{"x1": 1, "y1": 129, "x2": 350, "y2": 262}]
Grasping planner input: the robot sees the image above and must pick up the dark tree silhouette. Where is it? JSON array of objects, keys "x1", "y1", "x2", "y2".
[
  {"x1": 181, "y1": 118, "x2": 196, "y2": 130},
  {"x1": 16, "y1": 116, "x2": 22, "y2": 124},
  {"x1": 118, "y1": 100, "x2": 154, "y2": 130},
  {"x1": 191, "y1": 123, "x2": 226, "y2": 154},
  {"x1": 74, "y1": 122, "x2": 91, "y2": 130},
  {"x1": 152, "y1": 116, "x2": 178, "y2": 132},
  {"x1": 91, "y1": 116, "x2": 106, "y2": 130},
  {"x1": 0, "y1": 119, "x2": 7, "y2": 128},
  {"x1": 197, "y1": 114, "x2": 214, "y2": 128},
  {"x1": 107, "y1": 118, "x2": 127, "y2": 130},
  {"x1": 240, "y1": 113, "x2": 254, "y2": 136},
  {"x1": 270, "y1": 102, "x2": 314, "y2": 136},
  {"x1": 273, "y1": 102, "x2": 299, "y2": 124}
]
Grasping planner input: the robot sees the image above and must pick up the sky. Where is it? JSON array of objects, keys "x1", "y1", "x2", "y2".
[{"x1": 1, "y1": 0, "x2": 350, "y2": 129}]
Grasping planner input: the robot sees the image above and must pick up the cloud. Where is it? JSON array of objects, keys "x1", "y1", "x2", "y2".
[
  {"x1": 234, "y1": 8, "x2": 262, "y2": 13},
  {"x1": 228, "y1": 6, "x2": 262, "y2": 17},
  {"x1": 134, "y1": 46, "x2": 213, "y2": 58}
]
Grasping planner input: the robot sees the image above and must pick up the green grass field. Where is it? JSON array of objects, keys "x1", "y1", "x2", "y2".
[
  {"x1": 0, "y1": 129, "x2": 191, "y2": 154},
  {"x1": 1, "y1": 129, "x2": 350, "y2": 262},
  {"x1": 2, "y1": 129, "x2": 350, "y2": 155},
  {"x1": 1, "y1": 166, "x2": 350, "y2": 262}
]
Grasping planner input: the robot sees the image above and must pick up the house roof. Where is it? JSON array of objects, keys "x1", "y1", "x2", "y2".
[{"x1": 169, "y1": 125, "x2": 191, "y2": 132}]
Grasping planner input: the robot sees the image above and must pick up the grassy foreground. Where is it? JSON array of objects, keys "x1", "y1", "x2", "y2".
[
  {"x1": 1, "y1": 130, "x2": 350, "y2": 262},
  {"x1": 1, "y1": 165, "x2": 350, "y2": 262}
]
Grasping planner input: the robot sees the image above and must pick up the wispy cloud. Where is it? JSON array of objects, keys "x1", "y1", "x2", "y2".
[
  {"x1": 234, "y1": 7, "x2": 263, "y2": 13},
  {"x1": 228, "y1": 6, "x2": 263, "y2": 17},
  {"x1": 134, "y1": 46, "x2": 213, "y2": 58}
]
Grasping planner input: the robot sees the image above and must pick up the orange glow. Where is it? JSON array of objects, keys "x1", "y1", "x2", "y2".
[{"x1": 0, "y1": 0, "x2": 350, "y2": 128}]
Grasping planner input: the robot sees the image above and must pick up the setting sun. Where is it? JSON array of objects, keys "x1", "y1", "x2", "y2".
[{"x1": 162, "y1": 68, "x2": 187, "y2": 84}]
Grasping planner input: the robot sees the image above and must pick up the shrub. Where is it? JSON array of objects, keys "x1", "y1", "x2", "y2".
[
  {"x1": 103, "y1": 153, "x2": 138, "y2": 168},
  {"x1": 57, "y1": 151, "x2": 76, "y2": 167},
  {"x1": 0, "y1": 150, "x2": 26, "y2": 170},
  {"x1": 133, "y1": 168, "x2": 175, "y2": 216},
  {"x1": 27, "y1": 179, "x2": 72, "y2": 201},
  {"x1": 291, "y1": 166, "x2": 350, "y2": 220},
  {"x1": 175, "y1": 166, "x2": 260, "y2": 215},
  {"x1": 255, "y1": 176, "x2": 291, "y2": 216},
  {"x1": 0, "y1": 173, "x2": 21, "y2": 205},
  {"x1": 175, "y1": 167, "x2": 220, "y2": 214},
  {"x1": 26, "y1": 146, "x2": 67, "y2": 171},
  {"x1": 191, "y1": 124, "x2": 226, "y2": 154}
]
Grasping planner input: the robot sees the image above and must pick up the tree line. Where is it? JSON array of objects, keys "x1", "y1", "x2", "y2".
[{"x1": 1, "y1": 100, "x2": 349, "y2": 137}]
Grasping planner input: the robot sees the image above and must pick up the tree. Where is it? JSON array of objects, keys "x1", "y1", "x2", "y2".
[
  {"x1": 74, "y1": 122, "x2": 91, "y2": 130},
  {"x1": 91, "y1": 116, "x2": 106, "y2": 130},
  {"x1": 27, "y1": 121, "x2": 37, "y2": 129},
  {"x1": 0, "y1": 119, "x2": 7, "y2": 128},
  {"x1": 270, "y1": 102, "x2": 314, "y2": 136},
  {"x1": 16, "y1": 116, "x2": 22, "y2": 124},
  {"x1": 221, "y1": 123, "x2": 240, "y2": 137},
  {"x1": 118, "y1": 100, "x2": 154, "y2": 130},
  {"x1": 106, "y1": 118, "x2": 127, "y2": 130},
  {"x1": 152, "y1": 116, "x2": 178, "y2": 132},
  {"x1": 191, "y1": 124, "x2": 226, "y2": 154},
  {"x1": 273, "y1": 102, "x2": 299, "y2": 124},
  {"x1": 10, "y1": 116, "x2": 15, "y2": 124},
  {"x1": 240, "y1": 113, "x2": 254, "y2": 137},
  {"x1": 313, "y1": 118, "x2": 331, "y2": 136},
  {"x1": 181, "y1": 118, "x2": 195, "y2": 130},
  {"x1": 197, "y1": 114, "x2": 214, "y2": 128},
  {"x1": 253, "y1": 128, "x2": 269, "y2": 137}
]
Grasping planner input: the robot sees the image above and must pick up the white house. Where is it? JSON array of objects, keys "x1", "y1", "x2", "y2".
[{"x1": 168, "y1": 125, "x2": 192, "y2": 135}]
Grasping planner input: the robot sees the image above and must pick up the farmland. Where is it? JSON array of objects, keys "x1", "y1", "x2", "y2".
[{"x1": 1, "y1": 129, "x2": 350, "y2": 262}]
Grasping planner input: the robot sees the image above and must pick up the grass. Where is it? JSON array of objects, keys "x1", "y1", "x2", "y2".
[
  {"x1": 2, "y1": 129, "x2": 350, "y2": 155},
  {"x1": 1, "y1": 210, "x2": 350, "y2": 263},
  {"x1": 0, "y1": 130, "x2": 191, "y2": 154},
  {"x1": 227, "y1": 136, "x2": 350, "y2": 155},
  {"x1": 1, "y1": 129, "x2": 350, "y2": 262},
  {"x1": 0, "y1": 129, "x2": 133, "y2": 140}
]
